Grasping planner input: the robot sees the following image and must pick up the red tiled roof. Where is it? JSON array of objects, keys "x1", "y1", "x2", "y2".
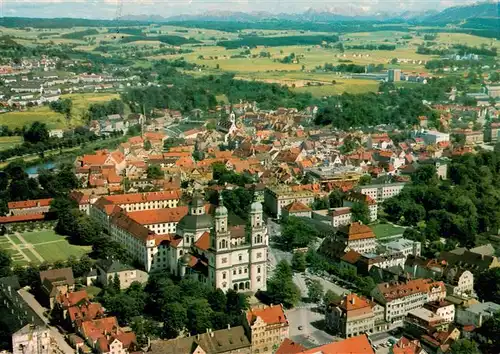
[
  {"x1": 376, "y1": 279, "x2": 435, "y2": 301},
  {"x1": 127, "y1": 206, "x2": 189, "y2": 225},
  {"x1": 300, "y1": 335, "x2": 374, "y2": 354},
  {"x1": 8, "y1": 198, "x2": 53, "y2": 209},
  {"x1": 341, "y1": 250, "x2": 362, "y2": 265},
  {"x1": 392, "y1": 337, "x2": 425, "y2": 354},
  {"x1": 68, "y1": 302, "x2": 104, "y2": 323},
  {"x1": 56, "y1": 290, "x2": 88, "y2": 308},
  {"x1": 80, "y1": 152, "x2": 109, "y2": 166},
  {"x1": 194, "y1": 231, "x2": 210, "y2": 251},
  {"x1": 332, "y1": 207, "x2": 351, "y2": 217},
  {"x1": 246, "y1": 305, "x2": 288, "y2": 326},
  {"x1": 0, "y1": 214, "x2": 45, "y2": 224},
  {"x1": 80, "y1": 317, "x2": 119, "y2": 341},
  {"x1": 276, "y1": 338, "x2": 306, "y2": 354},
  {"x1": 339, "y1": 222, "x2": 375, "y2": 241},
  {"x1": 283, "y1": 201, "x2": 312, "y2": 212},
  {"x1": 103, "y1": 190, "x2": 181, "y2": 205}
]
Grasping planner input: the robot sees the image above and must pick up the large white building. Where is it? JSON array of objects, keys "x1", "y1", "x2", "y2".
[
  {"x1": 355, "y1": 183, "x2": 407, "y2": 204},
  {"x1": 12, "y1": 324, "x2": 51, "y2": 354},
  {"x1": 264, "y1": 186, "x2": 314, "y2": 217},
  {"x1": 92, "y1": 194, "x2": 268, "y2": 294},
  {"x1": 384, "y1": 238, "x2": 421, "y2": 258},
  {"x1": 371, "y1": 279, "x2": 446, "y2": 323}
]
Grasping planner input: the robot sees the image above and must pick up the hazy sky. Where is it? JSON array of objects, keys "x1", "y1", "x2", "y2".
[{"x1": 2, "y1": 0, "x2": 479, "y2": 19}]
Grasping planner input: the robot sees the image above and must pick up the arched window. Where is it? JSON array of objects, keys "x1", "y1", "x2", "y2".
[
  {"x1": 223, "y1": 272, "x2": 226, "y2": 279},
  {"x1": 233, "y1": 283, "x2": 238, "y2": 291},
  {"x1": 245, "y1": 281, "x2": 250, "y2": 289},
  {"x1": 219, "y1": 239, "x2": 227, "y2": 249},
  {"x1": 257, "y1": 276, "x2": 261, "y2": 282},
  {"x1": 239, "y1": 282, "x2": 244, "y2": 290}
]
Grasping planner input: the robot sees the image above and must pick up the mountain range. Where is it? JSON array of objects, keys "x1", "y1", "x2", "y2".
[{"x1": 119, "y1": 1, "x2": 498, "y2": 24}]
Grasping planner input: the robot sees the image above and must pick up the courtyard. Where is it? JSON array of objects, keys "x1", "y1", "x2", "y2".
[{"x1": 0, "y1": 229, "x2": 91, "y2": 265}]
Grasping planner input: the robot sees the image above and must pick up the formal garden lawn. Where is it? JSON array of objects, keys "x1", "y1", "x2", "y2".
[
  {"x1": 370, "y1": 223, "x2": 407, "y2": 239},
  {"x1": 34, "y1": 242, "x2": 91, "y2": 263},
  {"x1": 21, "y1": 230, "x2": 65, "y2": 244}
]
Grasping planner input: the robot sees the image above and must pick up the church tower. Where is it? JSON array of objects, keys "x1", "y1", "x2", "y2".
[
  {"x1": 249, "y1": 199, "x2": 268, "y2": 292},
  {"x1": 212, "y1": 195, "x2": 232, "y2": 292}
]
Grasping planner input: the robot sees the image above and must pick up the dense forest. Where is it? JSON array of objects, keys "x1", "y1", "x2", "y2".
[
  {"x1": 120, "y1": 35, "x2": 200, "y2": 45},
  {"x1": 122, "y1": 61, "x2": 313, "y2": 112},
  {"x1": 314, "y1": 77, "x2": 465, "y2": 129},
  {"x1": 217, "y1": 34, "x2": 339, "y2": 49},
  {"x1": 384, "y1": 152, "x2": 500, "y2": 251},
  {"x1": 61, "y1": 29, "x2": 99, "y2": 40}
]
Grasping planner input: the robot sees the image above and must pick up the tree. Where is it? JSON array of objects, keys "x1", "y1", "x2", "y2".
[
  {"x1": 412, "y1": 165, "x2": 437, "y2": 185},
  {"x1": 476, "y1": 268, "x2": 500, "y2": 304},
  {"x1": 358, "y1": 175, "x2": 372, "y2": 186},
  {"x1": 223, "y1": 289, "x2": 248, "y2": 326},
  {"x1": 131, "y1": 317, "x2": 158, "y2": 347},
  {"x1": 143, "y1": 140, "x2": 152, "y2": 151},
  {"x1": 186, "y1": 299, "x2": 213, "y2": 334},
  {"x1": 0, "y1": 249, "x2": 12, "y2": 278},
  {"x1": 323, "y1": 289, "x2": 340, "y2": 307},
  {"x1": 147, "y1": 165, "x2": 163, "y2": 179},
  {"x1": 329, "y1": 189, "x2": 344, "y2": 208},
  {"x1": 113, "y1": 273, "x2": 121, "y2": 292},
  {"x1": 307, "y1": 279, "x2": 324, "y2": 303},
  {"x1": 351, "y1": 202, "x2": 370, "y2": 225},
  {"x1": 279, "y1": 216, "x2": 318, "y2": 251},
  {"x1": 161, "y1": 302, "x2": 187, "y2": 338},
  {"x1": 449, "y1": 339, "x2": 481, "y2": 354},
  {"x1": 23, "y1": 121, "x2": 49, "y2": 144},
  {"x1": 266, "y1": 260, "x2": 301, "y2": 308},
  {"x1": 478, "y1": 311, "x2": 500, "y2": 354},
  {"x1": 207, "y1": 288, "x2": 227, "y2": 312},
  {"x1": 291, "y1": 252, "x2": 306, "y2": 272}
]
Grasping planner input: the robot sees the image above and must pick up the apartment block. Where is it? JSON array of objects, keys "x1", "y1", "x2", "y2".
[
  {"x1": 371, "y1": 279, "x2": 446, "y2": 323},
  {"x1": 264, "y1": 186, "x2": 314, "y2": 217},
  {"x1": 337, "y1": 222, "x2": 377, "y2": 254},
  {"x1": 356, "y1": 182, "x2": 406, "y2": 204},
  {"x1": 244, "y1": 304, "x2": 289, "y2": 354}
]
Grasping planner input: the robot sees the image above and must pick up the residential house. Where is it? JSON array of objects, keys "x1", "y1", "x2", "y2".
[
  {"x1": 391, "y1": 337, "x2": 428, "y2": 354},
  {"x1": 424, "y1": 301, "x2": 455, "y2": 323},
  {"x1": 281, "y1": 201, "x2": 312, "y2": 220},
  {"x1": 39, "y1": 268, "x2": 75, "y2": 309},
  {"x1": 456, "y1": 301, "x2": 500, "y2": 327},
  {"x1": 12, "y1": 325, "x2": 51, "y2": 354},
  {"x1": 355, "y1": 182, "x2": 407, "y2": 204},
  {"x1": 264, "y1": 186, "x2": 314, "y2": 218},
  {"x1": 299, "y1": 334, "x2": 374, "y2": 354},
  {"x1": 437, "y1": 250, "x2": 500, "y2": 275},
  {"x1": 371, "y1": 279, "x2": 446, "y2": 323},
  {"x1": 331, "y1": 207, "x2": 352, "y2": 228},
  {"x1": 343, "y1": 191, "x2": 378, "y2": 222},
  {"x1": 404, "y1": 308, "x2": 449, "y2": 337},
  {"x1": 336, "y1": 222, "x2": 377, "y2": 254},
  {"x1": 86, "y1": 259, "x2": 148, "y2": 290},
  {"x1": 244, "y1": 304, "x2": 289, "y2": 354},
  {"x1": 148, "y1": 326, "x2": 251, "y2": 354},
  {"x1": 7, "y1": 198, "x2": 53, "y2": 216},
  {"x1": 384, "y1": 238, "x2": 422, "y2": 258},
  {"x1": 325, "y1": 293, "x2": 383, "y2": 338},
  {"x1": 443, "y1": 267, "x2": 474, "y2": 297}
]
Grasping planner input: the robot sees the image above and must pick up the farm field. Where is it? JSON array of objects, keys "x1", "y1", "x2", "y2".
[
  {"x1": 0, "y1": 229, "x2": 91, "y2": 266},
  {"x1": 0, "y1": 93, "x2": 121, "y2": 129},
  {"x1": 292, "y1": 80, "x2": 379, "y2": 96},
  {"x1": 0, "y1": 136, "x2": 23, "y2": 151}
]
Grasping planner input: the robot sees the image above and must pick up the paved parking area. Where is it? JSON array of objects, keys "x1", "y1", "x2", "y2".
[{"x1": 286, "y1": 306, "x2": 338, "y2": 348}]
